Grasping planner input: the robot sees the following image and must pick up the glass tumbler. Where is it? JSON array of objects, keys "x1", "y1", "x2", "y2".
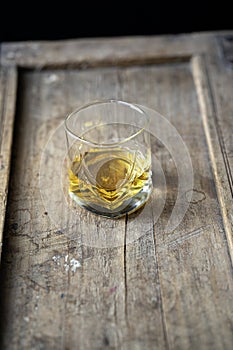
[{"x1": 64, "y1": 100, "x2": 152, "y2": 218}]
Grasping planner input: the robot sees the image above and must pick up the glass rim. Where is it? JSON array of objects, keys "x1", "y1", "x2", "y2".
[{"x1": 64, "y1": 99, "x2": 150, "y2": 147}]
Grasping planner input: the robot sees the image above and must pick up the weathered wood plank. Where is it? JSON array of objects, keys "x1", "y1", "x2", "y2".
[
  {"x1": 208, "y1": 34, "x2": 233, "y2": 189},
  {"x1": 123, "y1": 61, "x2": 233, "y2": 349},
  {"x1": 0, "y1": 66, "x2": 17, "y2": 258},
  {"x1": 192, "y1": 55, "x2": 233, "y2": 263},
  {"x1": 1, "y1": 32, "x2": 231, "y2": 68}
]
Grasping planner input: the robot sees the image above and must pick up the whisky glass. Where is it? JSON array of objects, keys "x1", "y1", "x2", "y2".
[{"x1": 64, "y1": 100, "x2": 152, "y2": 218}]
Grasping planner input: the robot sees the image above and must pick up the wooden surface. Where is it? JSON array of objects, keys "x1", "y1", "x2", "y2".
[
  {"x1": 0, "y1": 67, "x2": 17, "y2": 258},
  {"x1": 0, "y1": 32, "x2": 233, "y2": 350}
]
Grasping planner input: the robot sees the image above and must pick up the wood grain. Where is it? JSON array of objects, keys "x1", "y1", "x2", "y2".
[
  {"x1": 0, "y1": 33, "x2": 233, "y2": 350},
  {"x1": 208, "y1": 34, "x2": 233, "y2": 191},
  {"x1": 0, "y1": 66, "x2": 17, "y2": 258},
  {"x1": 192, "y1": 55, "x2": 233, "y2": 263},
  {"x1": 0, "y1": 32, "x2": 229, "y2": 68}
]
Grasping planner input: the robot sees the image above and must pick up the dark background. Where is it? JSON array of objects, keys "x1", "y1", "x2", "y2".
[{"x1": 0, "y1": 2, "x2": 232, "y2": 43}]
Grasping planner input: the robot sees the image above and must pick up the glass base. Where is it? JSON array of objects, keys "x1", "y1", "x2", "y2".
[{"x1": 69, "y1": 184, "x2": 153, "y2": 219}]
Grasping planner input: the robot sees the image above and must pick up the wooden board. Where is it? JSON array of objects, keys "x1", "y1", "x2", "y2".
[
  {"x1": 0, "y1": 32, "x2": 233, "y2": 350},
  {"x1": 0, "y1": 67, "x2": 17, "y2": 257}
]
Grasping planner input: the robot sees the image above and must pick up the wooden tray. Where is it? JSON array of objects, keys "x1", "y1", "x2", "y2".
[{"x1": 0, "y1": 32, "x2": 233, "y2": 349}]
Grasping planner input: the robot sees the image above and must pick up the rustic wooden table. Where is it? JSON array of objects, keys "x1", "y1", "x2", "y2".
[{"x1": 0, "y1": 32, "x2": 233, "y2": 350}]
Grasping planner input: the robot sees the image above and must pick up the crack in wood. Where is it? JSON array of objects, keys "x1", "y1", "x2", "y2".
[
  {"x1": 152, "y1": 210, "x2": 170, "y2": 349},
  {"x1": 123, "y1": 214, "x2": 128, "y2": 328}
]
